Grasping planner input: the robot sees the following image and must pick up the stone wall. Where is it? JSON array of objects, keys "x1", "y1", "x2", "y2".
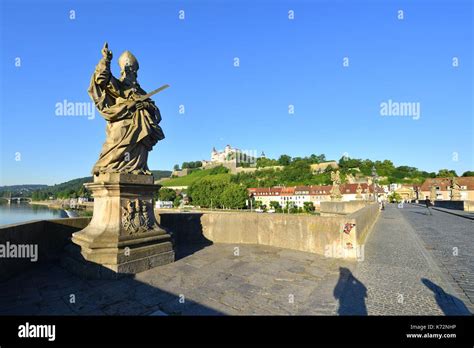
[
  {"x1": 465, "y1": 201, "x2": 474, "y2": 212},
  {"x1": 171, "y1": 168, "x2": 190, "y2": 177},
  {"x1": 0, "y1": 217, "x2": 91, "y2": 281},
  {"x1": 0, "y1": 203, "x2": 380, "y2": 281},
  {"x1": 157, "y1": 203, "x2": 380, "y2": 259},
  {"x1": 320, "y1": 200, "x2": 369, "y2": 216},
  {"x1": 351, "y1": 202, "x2": 380, "y2": 245},
  {"x1": 434, "y1": 200, "x2": 474, "y2": 212}
]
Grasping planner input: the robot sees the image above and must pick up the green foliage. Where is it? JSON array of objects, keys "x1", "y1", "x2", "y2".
[
  {"x1": 158, "y1": 188, "x2": 177, "y2": 202},
  {"x1": 79, "y1": 210, "x2": 93, "y2": 217},
  {"x1": 278, "y1": 154, "x2": 292, "y2": 166},
  {"x1": 338, "y1": 156, "x2": 444, "y2": 184},
  {"x1": 462, "y1": 171, "x2": 474, "y2": 177},
  {"x1": 187, "y1": 175, "x2": 231, "y2": 208},
  {"x1": 289, "y1": 206, "x2": 299, "y2": 214},
  {"x1": 13, "y1": 170, "x2": 171, "y2": 201},
  {"x1": 437, "y1": 169, "x2": 458, "y2": 177},
  {"x1": 388, "y1": 192, "x2": 402, "y2": 203},
  {"x1": 188, "y1": 177, "x2": 247, "y2": 209},
  {"x1": 182, "y1": 161, "x2": 202, "y2": 169},
  {"x1": 256, "y1": 157, "x2": 279, "y2": 168},
  {"x1": 269, "y1": 201, "x2": 281, "y2": 210},
  {"x1": 31, "y1": 190, "x2": 50, "y2": 201},
  {"x1": 173, "y1": 164, "x2": 180, "y2": 171},
  {"x1": 303, "y1": 201, "x2": 315, "y2": 213},
  {"x1": 173, "y1": 195, "x2": 182, "y2": 207},
  {"x1": 162, "y1": 168, "x2": 231, "y2": 187},
  {"x1": 208, "y1": 165, "x2": 229, "y2": 175},
  {"x1": 29, "y1": 177, "x2": 92, "y2": 200},
  {"x1": 221, "y1": 184, "x2": 248, "y2": 209}
]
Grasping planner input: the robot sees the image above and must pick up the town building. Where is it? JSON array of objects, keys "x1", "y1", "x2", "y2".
[
  {"x1": 394, "y1": 184, "x2": 418, "y2": 202},
  {"x1": 155, "y1": 200, "x2": 174, "y2": 209},
  {"x1": 248, "y1": 183, "x2": 385, "y2": 210},
  {"x1": 419, "y1": 177, "x2": 474, "y2": 201}
]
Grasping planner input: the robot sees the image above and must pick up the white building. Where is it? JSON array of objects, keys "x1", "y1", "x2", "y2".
[
  {"x1": 155, "y1": 200, "x2": 174, "y2": 209},
  {"x1": 248, "y1": 184, "x2": 386, "y2": 210}
]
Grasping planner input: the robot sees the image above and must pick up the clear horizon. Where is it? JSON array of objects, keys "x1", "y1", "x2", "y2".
[{"x1": 1, "y1": 0, "x2": 473, "y2": 186}]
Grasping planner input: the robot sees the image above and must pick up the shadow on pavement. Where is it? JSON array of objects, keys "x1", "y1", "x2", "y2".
[
  {"x1": 333, "y1": 267, "x2": 367, "y2": 315},
  {"x1": 409, "y1": 210, "x2": 433, "y2": 216},
  {"x1": 421, "y1": 278, "x2": 471, "y2": 315}
]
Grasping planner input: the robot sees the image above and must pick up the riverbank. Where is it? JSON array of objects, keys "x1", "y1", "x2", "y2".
[{"x1": 30, "y1": 200, "x2": 93, "y2": 211}]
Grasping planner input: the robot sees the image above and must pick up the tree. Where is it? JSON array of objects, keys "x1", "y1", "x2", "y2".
[
  {"x1": 374, "y1": 160, "x2": 395, "y2": 177},
  {"x1": 256, "y1": 157, "x2": 279, "y2": 168},
  {"x1": 173, "y1": 164, "x2": 180, "y2": 171},
  {"x1": 316, "y1": 154, "x2": 326, "y2": 163},
  {"x1": 173, "y1": 195, "x2": 182, "y2": 207},
  {"x1": 280, "y1": 160, "x2": 312, "y2": 184},
  {"x1": 269, "y1": 201, "x2": 281, "y2": 210},
  {"x1": 436, "y1": 169, "x2": 458, "y2": 178},
  {"x1": 188, "y1": 176, "x2": 230, "y2": 208},
  {"x1": 303, "y1": 201, "x2": 315, "y2": 213},
  {"x1": 278, "y1": 154, "x2": 292, "y2": 166},
  {"x1": 289, "y1": 206, "x2": 299, "y2": 214},
  {"x1": 221, "y1": 184, "x2": 247, "y2": 209},
  {"x1": 158, "y1": 188, "x2": 177, "y2": 201},
  {"x1": 388, "y1": 192, "x2": 402, "y2": 203},
  {"x1": 209, "y1": 165, "x2": 229, "y2": 175},
  {"x1": 462, "y1": 171, "x2": 474, "y2": 177}
]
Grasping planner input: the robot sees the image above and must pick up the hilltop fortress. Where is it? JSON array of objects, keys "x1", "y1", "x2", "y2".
[{"x1": 171, "y1": 145, "x2": 339, "y2": 177}]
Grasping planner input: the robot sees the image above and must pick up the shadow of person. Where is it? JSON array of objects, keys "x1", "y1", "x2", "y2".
[
  {"x1": 421, "y1": 278, "x2": 471, "y2": 315},
  {"x1": 333, "y1": 267, "x2": 368, "y2": 315}
]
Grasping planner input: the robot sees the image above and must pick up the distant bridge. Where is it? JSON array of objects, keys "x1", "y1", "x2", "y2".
[{"x1": 1, "y1": 197, "x2": 32, "y2": 204}]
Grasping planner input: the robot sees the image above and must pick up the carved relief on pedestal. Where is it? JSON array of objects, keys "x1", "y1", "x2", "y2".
[{"x1": 121, "y1": 199, "x2": 155, "y2": 234}]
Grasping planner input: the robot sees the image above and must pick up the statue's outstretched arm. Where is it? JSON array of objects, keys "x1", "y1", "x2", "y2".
[{"x1": 94, "y1": 42, "x2": 114, "y2": 87}]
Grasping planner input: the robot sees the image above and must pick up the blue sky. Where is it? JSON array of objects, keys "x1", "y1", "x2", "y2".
[{"x1": 1, "y1": 0, "x2": 472, "y2": 185}]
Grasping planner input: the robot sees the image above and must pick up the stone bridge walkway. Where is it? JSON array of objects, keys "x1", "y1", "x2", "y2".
[
  {"x1": 345, "y1": 203, "x2": 472, "y2": 315},
  {"x1": 0, "y1": 204, "x2": 471, "y2": 315}
]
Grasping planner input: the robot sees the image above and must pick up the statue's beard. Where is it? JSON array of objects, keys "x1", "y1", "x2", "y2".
[{"x1": 121, "y1": 72, "x2": 138, "y2": 86}]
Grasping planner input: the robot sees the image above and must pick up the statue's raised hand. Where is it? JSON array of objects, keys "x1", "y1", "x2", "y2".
[{"x1": 101, "y1": 42, "x2": 113, "y2": 61}]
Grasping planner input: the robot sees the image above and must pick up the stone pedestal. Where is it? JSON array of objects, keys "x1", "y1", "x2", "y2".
[{"x1": 66, "y1": 173, "x2": 174, "y2": 277}]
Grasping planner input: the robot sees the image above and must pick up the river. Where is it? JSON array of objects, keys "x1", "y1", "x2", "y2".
[{"x1": 0, "y1": 202, "x2": 68, "y2": 227}]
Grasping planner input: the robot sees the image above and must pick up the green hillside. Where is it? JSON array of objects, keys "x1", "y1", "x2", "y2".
[
  {"x1": 16, "y1": 170, "x2": 172, "y2": 200},
  {"x1": 162, "y1": 167, "x2": 230, "y2": 187}
]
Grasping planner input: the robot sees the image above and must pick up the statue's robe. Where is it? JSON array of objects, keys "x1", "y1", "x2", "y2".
[{"x1": 88, "y1": 57, "x2": 164, "y2": 175}]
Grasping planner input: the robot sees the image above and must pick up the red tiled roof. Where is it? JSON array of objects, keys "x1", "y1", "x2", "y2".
[
  {"x1": 340, "y1": 183, "x2": 384, "y2": 194},
  {"x1": 247, "y1": 187, "x2": 282, "y2": 196},
  {"x1": 420, "y1": 177, "x2": 474, "y2": 191},
  {"x1": 248, "y1": 183, "x2": 384, "y2": 196}
]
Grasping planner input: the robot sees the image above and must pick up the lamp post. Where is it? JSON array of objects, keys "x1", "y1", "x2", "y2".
[{"x1": 371, "y1": 166, "x2": 378, "y2": 202}]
